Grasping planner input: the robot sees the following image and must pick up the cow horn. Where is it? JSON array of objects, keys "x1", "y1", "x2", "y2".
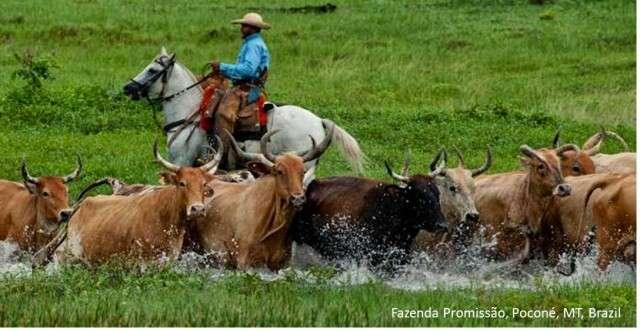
[
  {"x1": 401, "y1": 150, "x2": 411, "y2": 177},
  {"x1": 555, "y1": 144, "x2": 580, "y2": 157},
  {"x1": 384, "y1": 161, "x2": 409, "y2": 183},
  {"x1": 519, "y1": 145, "x2": 546, "y2": 164},
  {"x1": 153, "y1": 140, "x2": 180, "y2": 172},
  {"x1": 62, "y1": 154, "x2": 83, "y2": 183},
  {"x1": 260, "y1": 130, "x2": 280, "y2": 163},
  {"x1": 301, "y1": 121, "x2": 334, "y2": 162},
  {"x1": 604, "y1": 130, "x2": 630, "y2": 151},
  {"x1": 471, "y1": 146, "x2": 493, "y2": 177},
  {"x1": 429, "y1": 148, "x2": 447, "y2": 175},
  {"x1": 552, "y1": 128, "x2": 561, "y2": 148},
  {"x1": 200, "y1": 135, "x2": 223, "y2": 173},
  {"x1": 224, "y1": 129, "x2": 274, "y2": 167},
  {"x1": 21, "y1": 159, "x2": 39, "y2": 184},
  {"x1": 582, "y1": 127, "x2": 606, "y2": 156},
  {"x1": 453, "y1": 146, "x2": 465, "y2": 167}
]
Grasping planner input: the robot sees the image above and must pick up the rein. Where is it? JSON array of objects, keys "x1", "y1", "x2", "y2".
[{"x1": 131, "y1": 55, "x2": 213, "y2": 134}]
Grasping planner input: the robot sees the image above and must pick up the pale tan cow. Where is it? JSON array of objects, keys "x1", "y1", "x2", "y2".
[
  {"x1": 191, "y1": 126, "x2": 332, "y2": 271},
  {"x1": 53, "y1": 141, "x2": 221, "y2": 266},
  {"x1": 0, "y1": 156, "x2": 81, "y2": 253},
  {"x1": 474, "y1": 146, "x2": 571, "y2": 261},
  {"x1": 414, "y1": 147, "x2": 492, "y2": 258}
]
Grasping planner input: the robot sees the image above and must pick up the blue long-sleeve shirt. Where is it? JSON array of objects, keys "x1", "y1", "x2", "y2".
[{"x1": 220, "y1": 33, "x2": 270, "y2": 84}]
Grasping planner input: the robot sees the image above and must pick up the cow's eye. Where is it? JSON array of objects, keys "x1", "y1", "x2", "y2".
[
  {"x1": 449, "y1": 186, "x2": 457, "y2": 193},
  {"x1": 42, "y1": 191, "x2": 50, "y2": 197},
  {"x1": 179, "y1": 181, "x2": 187, "y2": 187}
]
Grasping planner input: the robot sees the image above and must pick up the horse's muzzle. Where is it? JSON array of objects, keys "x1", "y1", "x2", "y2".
[{"x1": 123, "y1": 81, "x2": 142, "y2": 100}]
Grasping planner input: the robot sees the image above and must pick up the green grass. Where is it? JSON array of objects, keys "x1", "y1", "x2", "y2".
[
  {"x1": 0, "y1": 266, "x2": 635, "y2": 327},
  {"x1": 0, "y1": 0, "x2": 635, "y2": 327}
]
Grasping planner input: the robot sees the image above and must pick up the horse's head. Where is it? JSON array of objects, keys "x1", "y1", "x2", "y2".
[{"x1": 124, "y1": 47, "x2": 176, "y2": 101}]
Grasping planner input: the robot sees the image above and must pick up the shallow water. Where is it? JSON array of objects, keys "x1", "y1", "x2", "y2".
[{"x1": 0, "y1": 240, "x2": 635, "y2": 291}]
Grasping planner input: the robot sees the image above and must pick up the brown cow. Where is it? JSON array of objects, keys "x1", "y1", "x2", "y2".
[
  {"x1": 538, "y1": 173, "x2": 628, "y2": 275},
  {"x1": 591, "y1": 173, "x2": 635, "y2": 271},
  {"x1": 53, "y1": 141, "x2": 221, "y2": 266},
  {"x1": 191, "y1": 126, "x2": 332, "y2": 271},
  {"x1": 414, "y1": 147, "x2": 492, "y2": 259},
  {"x1": 473, "y1": 145, "x2": 571, "y2": 261},
  {"x1": 553, "y1": 128, "x2": 634, "y2": 174},
  {"x1": 0, "y1": 156, "x2": 81, "y2": 253}
]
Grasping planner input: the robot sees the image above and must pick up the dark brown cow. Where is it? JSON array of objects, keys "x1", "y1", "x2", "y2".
[
  {"x1": 0, "y1": 156, "x2": 81, "y2": 253},
  {"x1": 192, "y1": 127, "x2": 332, "y2": 271},
  {"x1": 291, "y1": 155, "x2": 447, "y2": 272},
  {"x1": 53, "y1": 141, "x2": 221, "y2": 266},
  {"x1": 474, "y1": 145, "x2": 571, "y2": 262}
]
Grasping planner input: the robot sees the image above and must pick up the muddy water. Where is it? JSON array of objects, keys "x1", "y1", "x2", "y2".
[{"x1": 0, "y1": 241, "x2": 634, "y2": 291}]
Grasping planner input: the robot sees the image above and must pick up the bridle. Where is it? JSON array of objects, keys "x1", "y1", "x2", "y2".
[
  {"x1": 129, "y1": 54, "x2": 212, "y2": 105},
  {"x1": 129, "y1": 55, "x2": 177, "y2": 104}
]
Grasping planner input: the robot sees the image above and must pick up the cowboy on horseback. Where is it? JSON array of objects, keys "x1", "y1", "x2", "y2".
[{"x1": 208, "y1": 12, "x2": 271, "y2": 168}]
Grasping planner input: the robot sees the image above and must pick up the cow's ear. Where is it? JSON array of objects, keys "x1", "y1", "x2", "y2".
[
  {"x1": 247, "y1": 161, "x2": 272, "y2": 178},
  {"x1": 23, "y1": 181, "x2": 37, "y2": 194},
  {"x1": 159, "y1": 171, "x2": 178, "y2": 185}
]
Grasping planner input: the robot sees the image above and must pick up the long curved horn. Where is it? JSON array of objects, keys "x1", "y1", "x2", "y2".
[
  {"x1": 555, "y1": 144, "x2": 580, "y2": 157},
  {"x1": 301, "y1": 121, "x2": 334, "y2": 162},
  {"x1": 384, "y1": 161, "x2": 409, "y2": 183},
  {"x1": 519, "y1": 145, "x2": 546, "y2": 164},
  {"x1": 62, "y1": 154, "x2": 83, "y2": 183},
  {"x1": 453, "y1": 146, "x2": 465, "y2": 167},
  {"x1": 153, "y1": 140, "x2": 180, "y2": 172},
  {"x1": 224, "y1": 129, "x2": 274, "y2": 167},
  {"x1": 200, "y1": 135, "x2": 223, "y2": 173},
  {"x1": 552, "y1": 128, "x2": 561, "y2": 148},
  {"x1": 582, "y1": 127, "x2": 606, "y2": 155},
  {"x1": 21, "y1": 159, "x2": 39, "y2": 184},
  {"x1": 260, "y1": 130, "x2": 280, "y2": 163},
  {"x1": 429, "y1": 149, "x2": 447, "y2": 176},
  {"x1": 401, "y1": 150, "x2": 411, "y2": 177},
  {"x1": 429, "y1": 148, "x2": 447, "y2": 172},
  {"x1": 605, "y1": 130, "x2": 630, "y2": 151},
  {"x1": 471, "y1": 146, "x2": 493, "y2": 177}
]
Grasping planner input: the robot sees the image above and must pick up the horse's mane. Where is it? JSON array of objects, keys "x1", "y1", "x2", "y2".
[{"x1": 174, "y1": 61, "x2": 203, "y2": 92}]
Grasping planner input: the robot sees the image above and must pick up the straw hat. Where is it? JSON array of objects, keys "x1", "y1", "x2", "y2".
[{"x1": 231, "y1": 12, "x2": 271, "y2": 30}]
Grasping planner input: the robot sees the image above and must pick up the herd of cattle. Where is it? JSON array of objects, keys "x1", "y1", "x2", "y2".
[{"x1": 0, "y1": 125, "x2": 635, "y2": 276}]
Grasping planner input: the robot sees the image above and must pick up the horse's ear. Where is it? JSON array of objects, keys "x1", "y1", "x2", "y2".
[{"x1": 161, "y1": 46, "x2": 168, "y2": 56}]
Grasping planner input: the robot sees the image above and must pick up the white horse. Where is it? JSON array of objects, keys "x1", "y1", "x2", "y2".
[{"x1": 123, "y1": 47, "x2": 364, "y2": 174}]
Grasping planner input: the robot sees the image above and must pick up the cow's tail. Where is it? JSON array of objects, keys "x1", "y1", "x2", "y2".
[
  {"x1": 322, "y1": 119, "x2": 366, "y2": 174},
  {"x1": 32, "y1": 222, "x2": 68, "y2": 267},
  {"x1": 75, "y1": 177, "x2": 118, "y2": 203}
]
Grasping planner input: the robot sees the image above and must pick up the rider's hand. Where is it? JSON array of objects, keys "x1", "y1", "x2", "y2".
[{"x1": 210, "y1": 61, "x2": 220, "y2": 72}]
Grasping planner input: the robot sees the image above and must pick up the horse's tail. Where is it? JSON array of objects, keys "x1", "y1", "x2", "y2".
[{"x1": 322, "y1": 119, "x2": 366, "y2": 174}]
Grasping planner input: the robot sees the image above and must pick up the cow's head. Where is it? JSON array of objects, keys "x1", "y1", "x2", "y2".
[
  {"x1": 384, "y1": 156, "x2": 448, "y2": 233},
  {"x1": 520, "y1": 145, "x2": 571, "y2": 197},
  {"x1": 550, "y1": 129, "x2": 596, "y2": 176},
  {"x1": 225, "y1": 124, "x2": 333, "y2": 209},
  {"x1": 429, "y1": 146, "x2": 492, "y2": 240},
  {"x1": 154, "y1": 138, "x2": 221, "y2": 218},
  {"x1": 21, "y1": 156, "x2": 82, "y2": 233}
]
